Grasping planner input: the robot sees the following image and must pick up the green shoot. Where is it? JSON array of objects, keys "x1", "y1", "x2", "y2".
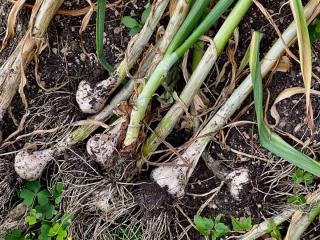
[
  {"x1": 96, "y1": 0, "x2": 114, "y2": 73},
  {"x1": 267, "y1": 219, "x2": 282, "y2": 240},
  {"x1": 309, "y1": 18, "x2": 320, "y2": 43},
  {"x1": 231, "y1": 216, "x2": 253, "y2": 231},
  {"x1": 249, "y1": 31, "x2": 320, "y2": 177},
  {"x1": 194, "y1": 214, "x2": 230, "y2": 239},
  {"x1": 287, "y1": 194, "x2": 307, "y2": 205},
  {"x1": 121, "y1": 6, "x2": 151, "y2": 36},
  {"x1": 2, "y1": 181, "x2": 73, "y2": 240},
  {"x1": 292, "y1": 168, "x2": 314, "y2": 186}
]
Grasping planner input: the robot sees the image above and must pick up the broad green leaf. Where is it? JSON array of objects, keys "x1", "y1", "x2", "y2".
[
  {"x1": 303, "y1": 172, "x2": 314, "y2": 185},
  {"x1": 212, "y1": 223, "x2": 230, "y2": 240},
  {"x1": 249, "y1": 31, "x2": 320, "y2": 178},
  {"x1": 292, "y1": 169, "x2": 305, "y2": 185},
  {"x1": 20, "y1": 189, "x2": 36, "y2": 206},
  {"x1": 288, "y1": 194, "x2": 306, "y2": 205},
  {"x1": 141, "y1": 6, "x2": 151, "y2": 24},
  {"x1": 129, "y1": 26, "x2": 141, "y2": 36},
  {"x1": 36, "y1": 204, "x2": 56, "y2": 220},
  {"x1": 194, "y1": 215, "x2": 214, "y2": 236},
  {"x1": 57, "y1": 229, "x2": 67, "y2": 240},
  {"x1": 214, "y1": 214, "x2": 223, "y2": 225},
  {"x1": 37, "y1": 189, "x2": 51, "y2": 206},
  {"x1": 121, "y1": 16, "x2": 139, "y2": 28},
  {"x1": 54, "y1": 182, "x2": 64, "y2": 204},
  {"x1": 25, "y1": 216, "x2": 37, "y2": 225},
  {"x1": 293, "y1": 169, "x2": 314, "y2": 185},
  {"x1": 231, "y1": 216, "x2": 252, "y2": 231},
  {"x1": 39, "y1": 224, "x2": 51, "y2": 240},
  {"x1": 55, "y1": 183, "x2": 64, "y2": 194},
  {"x1": 48, "y1": 223, "x2": 61, "y2": 237},
  {"x1": 309, "y1": 19, "x2": 320, "y2": 43},
  {"x1": 31, "y1": 209, "x2": 43, "y2": 220},
  {"x1": 54, "y1": 196, "x2": 62, "y2": 205},
  {"x1": 26, "y1": 181, "x2": 41, "y2": 193},
  {"x1": 4, "y1": 229, "x2": 25, "y2": 240}
]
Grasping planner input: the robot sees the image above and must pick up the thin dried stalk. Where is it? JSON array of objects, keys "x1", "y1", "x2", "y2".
[
  {"x1": 0, "y1": 0, "x2": 64, "y2": 121},
  {"x1": 289, "y1": 0, "x2": 313, "y2": 127},
  {"x1": 0, "y1": 0, "x2": 27, "y2": 51}
]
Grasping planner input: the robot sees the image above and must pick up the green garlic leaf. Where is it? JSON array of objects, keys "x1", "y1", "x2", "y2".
[
  {"x1": 141, "y1": 6, "x2": 151, "y2": 24},
  {"x1": 19, "y1": 189, "x2": 36, "y2": 206},
  {"x1": 121, "y1": 16, "x2": 139, "y2": 28},
  {"x1": 194, "y1": 215, "x2": 214, "y2": 236}
]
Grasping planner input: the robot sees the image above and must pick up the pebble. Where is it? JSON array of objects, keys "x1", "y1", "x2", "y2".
[{"x1": 114, "y1": 27, "x2": 121, "y2": 34}]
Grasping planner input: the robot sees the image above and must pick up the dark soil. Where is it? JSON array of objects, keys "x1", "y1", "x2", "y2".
[{"x1": 1, "y1": 0, "x2": 320, "y2": 239}]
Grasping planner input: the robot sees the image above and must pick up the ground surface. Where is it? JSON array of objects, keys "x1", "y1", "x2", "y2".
[{"x1": 0, "y1": 0, "x2": 320, "y2": 239}]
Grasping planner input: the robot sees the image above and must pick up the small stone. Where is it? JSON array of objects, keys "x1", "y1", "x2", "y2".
[
  {"x1": 52, "y1": 48, "x2": 58, "y2": 55},
  {"x1": 114, "y1": 27, "x2": 121, "y2": 34},
  {"x1": 80, "y1": 53, "x2": 86, "y2": 62}
]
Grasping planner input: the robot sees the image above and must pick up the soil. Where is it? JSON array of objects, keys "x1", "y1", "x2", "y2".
[{"x1": 1, "y1": 0, "x2": 320, "y2": 239}]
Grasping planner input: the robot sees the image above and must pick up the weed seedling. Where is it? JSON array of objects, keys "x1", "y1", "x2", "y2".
[
  {"x1": 292, "y1": 168, "x2": 314, "y2": 186},
  {"x1": 1, "y1": 181, "x2": 73, "y2": 240},
  {"x1": 194, "y1": 214, "x2": 230, "y2": 240},
  {"x1": 267, "y1": 219, "x2": 282, "y2": 240},
  {"x1": 231, "y1": 216, "x2": 252, "y2": 232},
  {"x1": 121, "y1": 6, "x2": 151, "y2": 36}
]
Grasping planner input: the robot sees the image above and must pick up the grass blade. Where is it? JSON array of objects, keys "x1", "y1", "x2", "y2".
[
  {"x1": 289, "y1": 0, "x2": 313, "y2": 122},
  {"x1": 250, "y1": 31, "x2": 320, "y2": 178},
  {"x1": 96, "y1": 0, "x2": 114, "y2": 73}
]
